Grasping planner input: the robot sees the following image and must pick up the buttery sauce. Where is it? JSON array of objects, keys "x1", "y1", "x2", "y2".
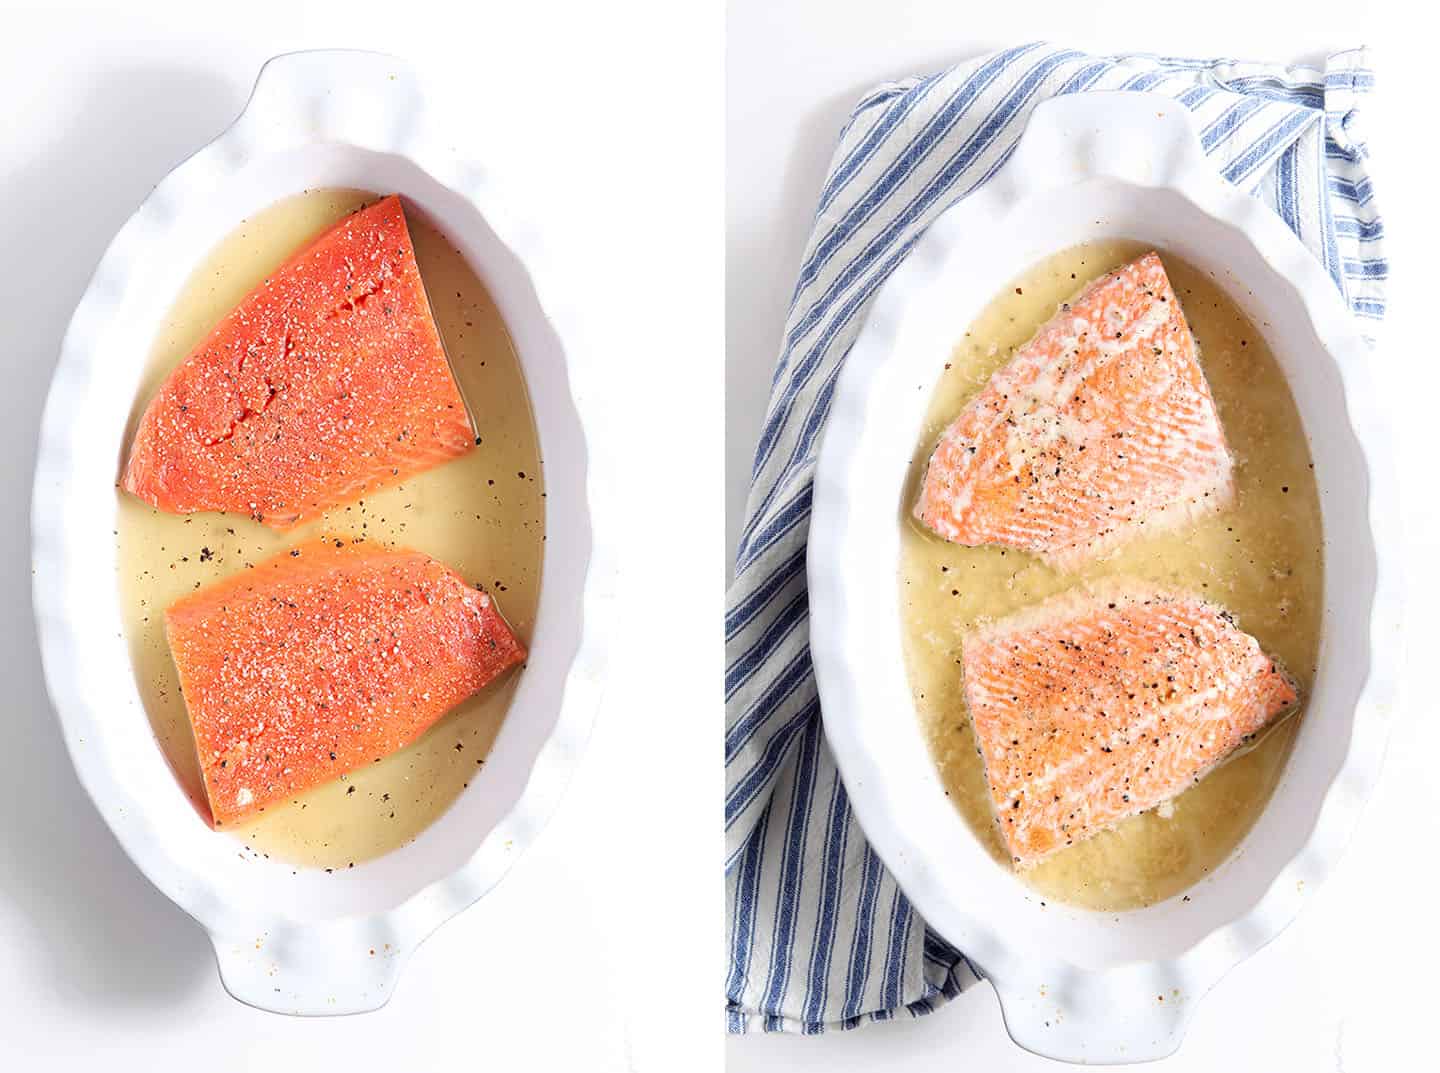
[
  {"x1": 117, "y1": 188, "x2": 544, "y2": 870},
  {"x1": 900, "y1": 241, "x2": 1322, "y2": 911}
]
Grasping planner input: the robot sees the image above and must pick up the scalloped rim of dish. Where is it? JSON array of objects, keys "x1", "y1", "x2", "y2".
[
  {"x1": 808, "y1": 92, "x2": 1402, "y2": 1062},
  {"x1": 30, "y1": 50, "x2": 618, "y2": 1014}
]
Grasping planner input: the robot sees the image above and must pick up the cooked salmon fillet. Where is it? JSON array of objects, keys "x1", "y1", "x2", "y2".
[
  {"x1": 915, "y1": 253, "x2": 1233, "y2": 570},
  {"x1": 961, "y1": 583, "x2": 1297, "y2": 866},
  {"x1": 123, "y1": 195, "x2": 474, "y2": 529},
  {"x1": 165, "y1": 540, "x2": 525, "y2": 827}
]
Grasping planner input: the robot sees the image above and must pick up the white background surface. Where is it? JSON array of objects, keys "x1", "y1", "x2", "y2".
[
  {"x1": 3, "y1": 1, "x2": 1437, "y2": 1069},
  {"x1": 0, "y1": 1, "x2": 721, "y2": 1070},
  {"x1": 727, "y1": 2, "x2": 1437, "y2": 1072}
]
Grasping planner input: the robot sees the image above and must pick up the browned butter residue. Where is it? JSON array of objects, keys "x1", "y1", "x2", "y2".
[
  {"x1": 117, "y1": 188, "x2": 544, "y2": 870},
  {"x1": 899, "y1": 241, "x2": 1322, "y2": 911}
]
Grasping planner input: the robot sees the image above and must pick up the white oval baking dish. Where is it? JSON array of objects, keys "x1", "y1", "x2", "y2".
[
  {"x1": 808, "y1": 92, "x2": 1401, "y2": 1063},
  {"x1": 30, "y1": 50, "x2": 616, "y2": 1015}
]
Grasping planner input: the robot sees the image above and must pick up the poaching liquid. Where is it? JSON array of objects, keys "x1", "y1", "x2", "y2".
[
  {"x1": 899, "y1": 241, "x2": 1323, "y2": 911},
  {"x1": 117, "y1": 188, "x2": 544, "y2": 870}
]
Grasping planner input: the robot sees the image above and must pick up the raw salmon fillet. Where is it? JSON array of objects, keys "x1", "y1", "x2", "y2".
[
  {"x1": 961, "y1": 583, "x2": 1297, "y2": 866},
  {"x1": 915, "y1": 253, "x2": 1233, "y2": 570},
  {"x1": 123, "y1": 195, "x2": 473, "y2": 529},
  {"x1": 165, "y1": 540, "x2": 525, "y2": 827}
]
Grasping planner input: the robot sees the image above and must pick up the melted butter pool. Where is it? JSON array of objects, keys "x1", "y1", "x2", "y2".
[
  {"x1": 117, "y1": 188, "x2": 544, "y2": 870},
  {"x1": 899, "y1": 241, "x2": 1323, "y2": 911}
]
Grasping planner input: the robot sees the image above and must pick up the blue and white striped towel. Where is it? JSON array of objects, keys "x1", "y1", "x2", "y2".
[{"x1": 725, "y1": 43, "x2": 1383, "y2": 1034}]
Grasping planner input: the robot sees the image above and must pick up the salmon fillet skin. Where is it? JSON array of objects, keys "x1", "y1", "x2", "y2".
[
  {"x1": 165, "y1": 540, "x2": 525, "y2": 827},
  {"x1": 915, "y1": 253, "x2": 1234, "y2": 570},
  {"x1": 123, "y1": 195, "x2": 474, "y2": 529},
  {"x1": 961, "y1": 582, "x2": 1297, "y2": 866}
]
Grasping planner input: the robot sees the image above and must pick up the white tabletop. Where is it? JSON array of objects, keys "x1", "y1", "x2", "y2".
[
  {"x1": 728, "y1": 3, "x2": 1437, "y2": 1070},
  {"x1": 2, "y1": 2, "x2": 1433, "y2": 1069},
  {"x1": 0, "y1": 1, "x2": 720, "y2": 1069}
]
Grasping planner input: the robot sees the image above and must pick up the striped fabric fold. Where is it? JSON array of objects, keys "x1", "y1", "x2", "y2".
[{"x1": 725, "y1": 43, "x2": 1383, "y2": 1034}]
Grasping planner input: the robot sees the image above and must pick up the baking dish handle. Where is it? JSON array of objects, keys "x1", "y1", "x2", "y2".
[
  {"x1": 991, "y1": 975, "x2": 1193, "y2": 1064},
  {"x1": 232, "y1": 49, "x2": 426, "y2": 154},
  {"x1": 998, "y1": 90, "x2": 1214, "y2": 200},
  {"x1": 211, "y1": 926, "x2": 408, "y2": 1016}
]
